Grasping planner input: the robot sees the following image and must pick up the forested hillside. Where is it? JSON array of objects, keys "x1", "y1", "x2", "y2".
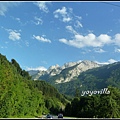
[
  {"x1": 1, "y1": 53, "x2": 120, "y2": 118},
  {"x1": 53, "y1": 62, "x2": 120, "y2": 97},
  {"x1": 64, "y1": 86, "x2": 120, "y2": 118},
  {"x1": 0, "y1": 53, "x2": 68, "y2": 118},
  {"x1": 29, "y1": 60, "x2": 120, "y2": 97}
]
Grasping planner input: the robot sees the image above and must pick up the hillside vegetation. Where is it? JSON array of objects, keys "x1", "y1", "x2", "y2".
[
  {"x1": 30, "y1": 60, "x2": 120, "y2": 97},
  {"x1": 0, "y1": 53, "x2": 68, "y2": 118},
  {"x1": 53, "y1": 62, "x2": 120, "y2": 97},
  {"x1": 64, "y1": 86, "x2": 120, "y2": 118},
  {"x1": 0, "y1": 53, "x2": 120, "y2": 118}
]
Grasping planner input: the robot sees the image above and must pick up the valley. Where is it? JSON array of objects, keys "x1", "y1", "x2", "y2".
[
  {"x1": 28, "y1": 60, "x2": 120, "y2": 97},
  {"x1": 0, "y1": 53, "x2": 120, "y2": 118}
]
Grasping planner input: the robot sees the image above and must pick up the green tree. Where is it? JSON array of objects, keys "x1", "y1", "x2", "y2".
[{"x1": 98, "y1": 86, "x2": 120, "y2": 118}]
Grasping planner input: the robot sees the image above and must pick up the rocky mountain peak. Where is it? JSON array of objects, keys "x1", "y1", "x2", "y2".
[
  {"x1": 62, "y1": 61, "x2": 80, "y2": 69},
  {"x1": 28, "y1": 60, "x2": 102, "y2": 83},
  {"x1": 55, "y1": 60, "x2": 101, "y2": 83},
  {"x1": 48, "y1": 64, "x2": 60, "y2": 70}
]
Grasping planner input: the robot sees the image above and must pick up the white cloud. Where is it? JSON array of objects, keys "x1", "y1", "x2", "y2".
[
  {"x1": 53, "y1": 6, "x2": 72, "y2": 22},
  {"x1": 108, "y1": 59, "x2": 117, "y2": 63},
  {"x1": 75, "y1": 15, "x2": 82, "y2": 20},
  {"x1": 114, "y1": 33, "x2": 120, "y2": 46},
  {"x1": 34, "y1": 16, "x2": 43, "y2": 25},
  {"x1": 95, "y1": 59, "x2": 117, "y2": 65},
  {"x1": 15, "y1": 17, "x2": 21, "y2": 23},
  {"x1": 53, "y1": 6, "x2": 83, "y2": 26},
  {"x1": 115, "y1": 48, "x2": 120, "y2": 53},
  {"x1": 94, "y1": 48, "x2": 106, "y2": 53},
  {"x1": 97, "y1": 34, "x2": 112, "y2": 44},
  {"x1": 33, "y1": 35, "x2": 51, "y2": 43},
  {"x1": 9, "y1": 30, "x2": 21, "y2": 41},
  {"x1": 34, "y1": 1, "x2": 49, "y2": 13},
  {"x1": 63, "y1": 17, "x2": 72, "y2": 22},
  {"x1": 0, "y1": 2, "x2": 20, "y2": 16},
  {"x1": 87, "y1": 29, "x2": 94, "y2": 33},
  {"x1": 74, "y1": 20, "x2": 83, "y2": 28},
  {"x1": 54, "y1": 6, "x2": 67, "y2": 15},
  {"x1": 26, "y1": 66, "x2": 47, "y2": 71},
  {"x1": 59, "y1": 33, "x2": 112, "y2": 48},
  {"x1": 66, "y1": 26, "x2": 78, "y2": 35},
  {"x1": 1, "y1": 27, "x2": 21, "y2": 41},
  {"x1": 96, "y1": 61, "x2": 109, "y2": 65},
  {"x1": 11, "y1": 16, "x2": 23, "y2": 25}
]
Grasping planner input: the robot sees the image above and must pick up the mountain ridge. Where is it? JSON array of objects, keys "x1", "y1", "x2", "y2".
[
  {"x1": 28, "y1": 60, "x2": 120, "y2": 97},
  {"x1": 28, "y1": 60, "x2": 103, "y2": 83}
]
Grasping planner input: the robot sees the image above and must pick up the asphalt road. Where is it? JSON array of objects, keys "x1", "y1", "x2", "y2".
[{"x1": 38, "y1": 115, "x2": 78, "y2": 119}]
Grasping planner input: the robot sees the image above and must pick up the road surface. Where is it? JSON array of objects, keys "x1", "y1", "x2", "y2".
[{"x1": 37, "y1": 115, "x2": 78, "y2": 119}]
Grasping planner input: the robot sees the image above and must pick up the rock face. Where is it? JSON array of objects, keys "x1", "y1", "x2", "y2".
[
  {"x1": 28, "y1": 60, "x2": 102, "y2": 83},
  {"x1": 55, "y1": 60, "x2": 101, "y2": 83},
  {"x1": 47, "y1": 64, "x2": 62, "y2": 76}
]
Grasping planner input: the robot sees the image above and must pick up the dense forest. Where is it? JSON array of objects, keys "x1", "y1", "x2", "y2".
[
  {"x1": 0, "y1": 53, "x2": 120, "y2": 118},
  {"x1": 64, "y1": 86, "x2": 120, "y2": 118},
  {"x1": 50, "y1": 62, "x2": 120, "y2": 97},
  {"x1": 0, "y1": 53, "x2": 68, "y2": 118}
]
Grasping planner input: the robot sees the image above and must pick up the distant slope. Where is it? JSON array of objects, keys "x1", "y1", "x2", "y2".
[
  {"x1": 54, "y1": 62, "x2": 120, "y2": 96},
  {"x1": 29, "y1": 60, "x2": 120, "y2": 97},
  {"x1": 29, "y1": 60, "x2": 101, "y2": 83}
]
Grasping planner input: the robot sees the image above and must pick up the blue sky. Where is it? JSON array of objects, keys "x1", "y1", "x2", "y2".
[{"x1": 0, "y1": 1, "x2": 120, "y2": 71}]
